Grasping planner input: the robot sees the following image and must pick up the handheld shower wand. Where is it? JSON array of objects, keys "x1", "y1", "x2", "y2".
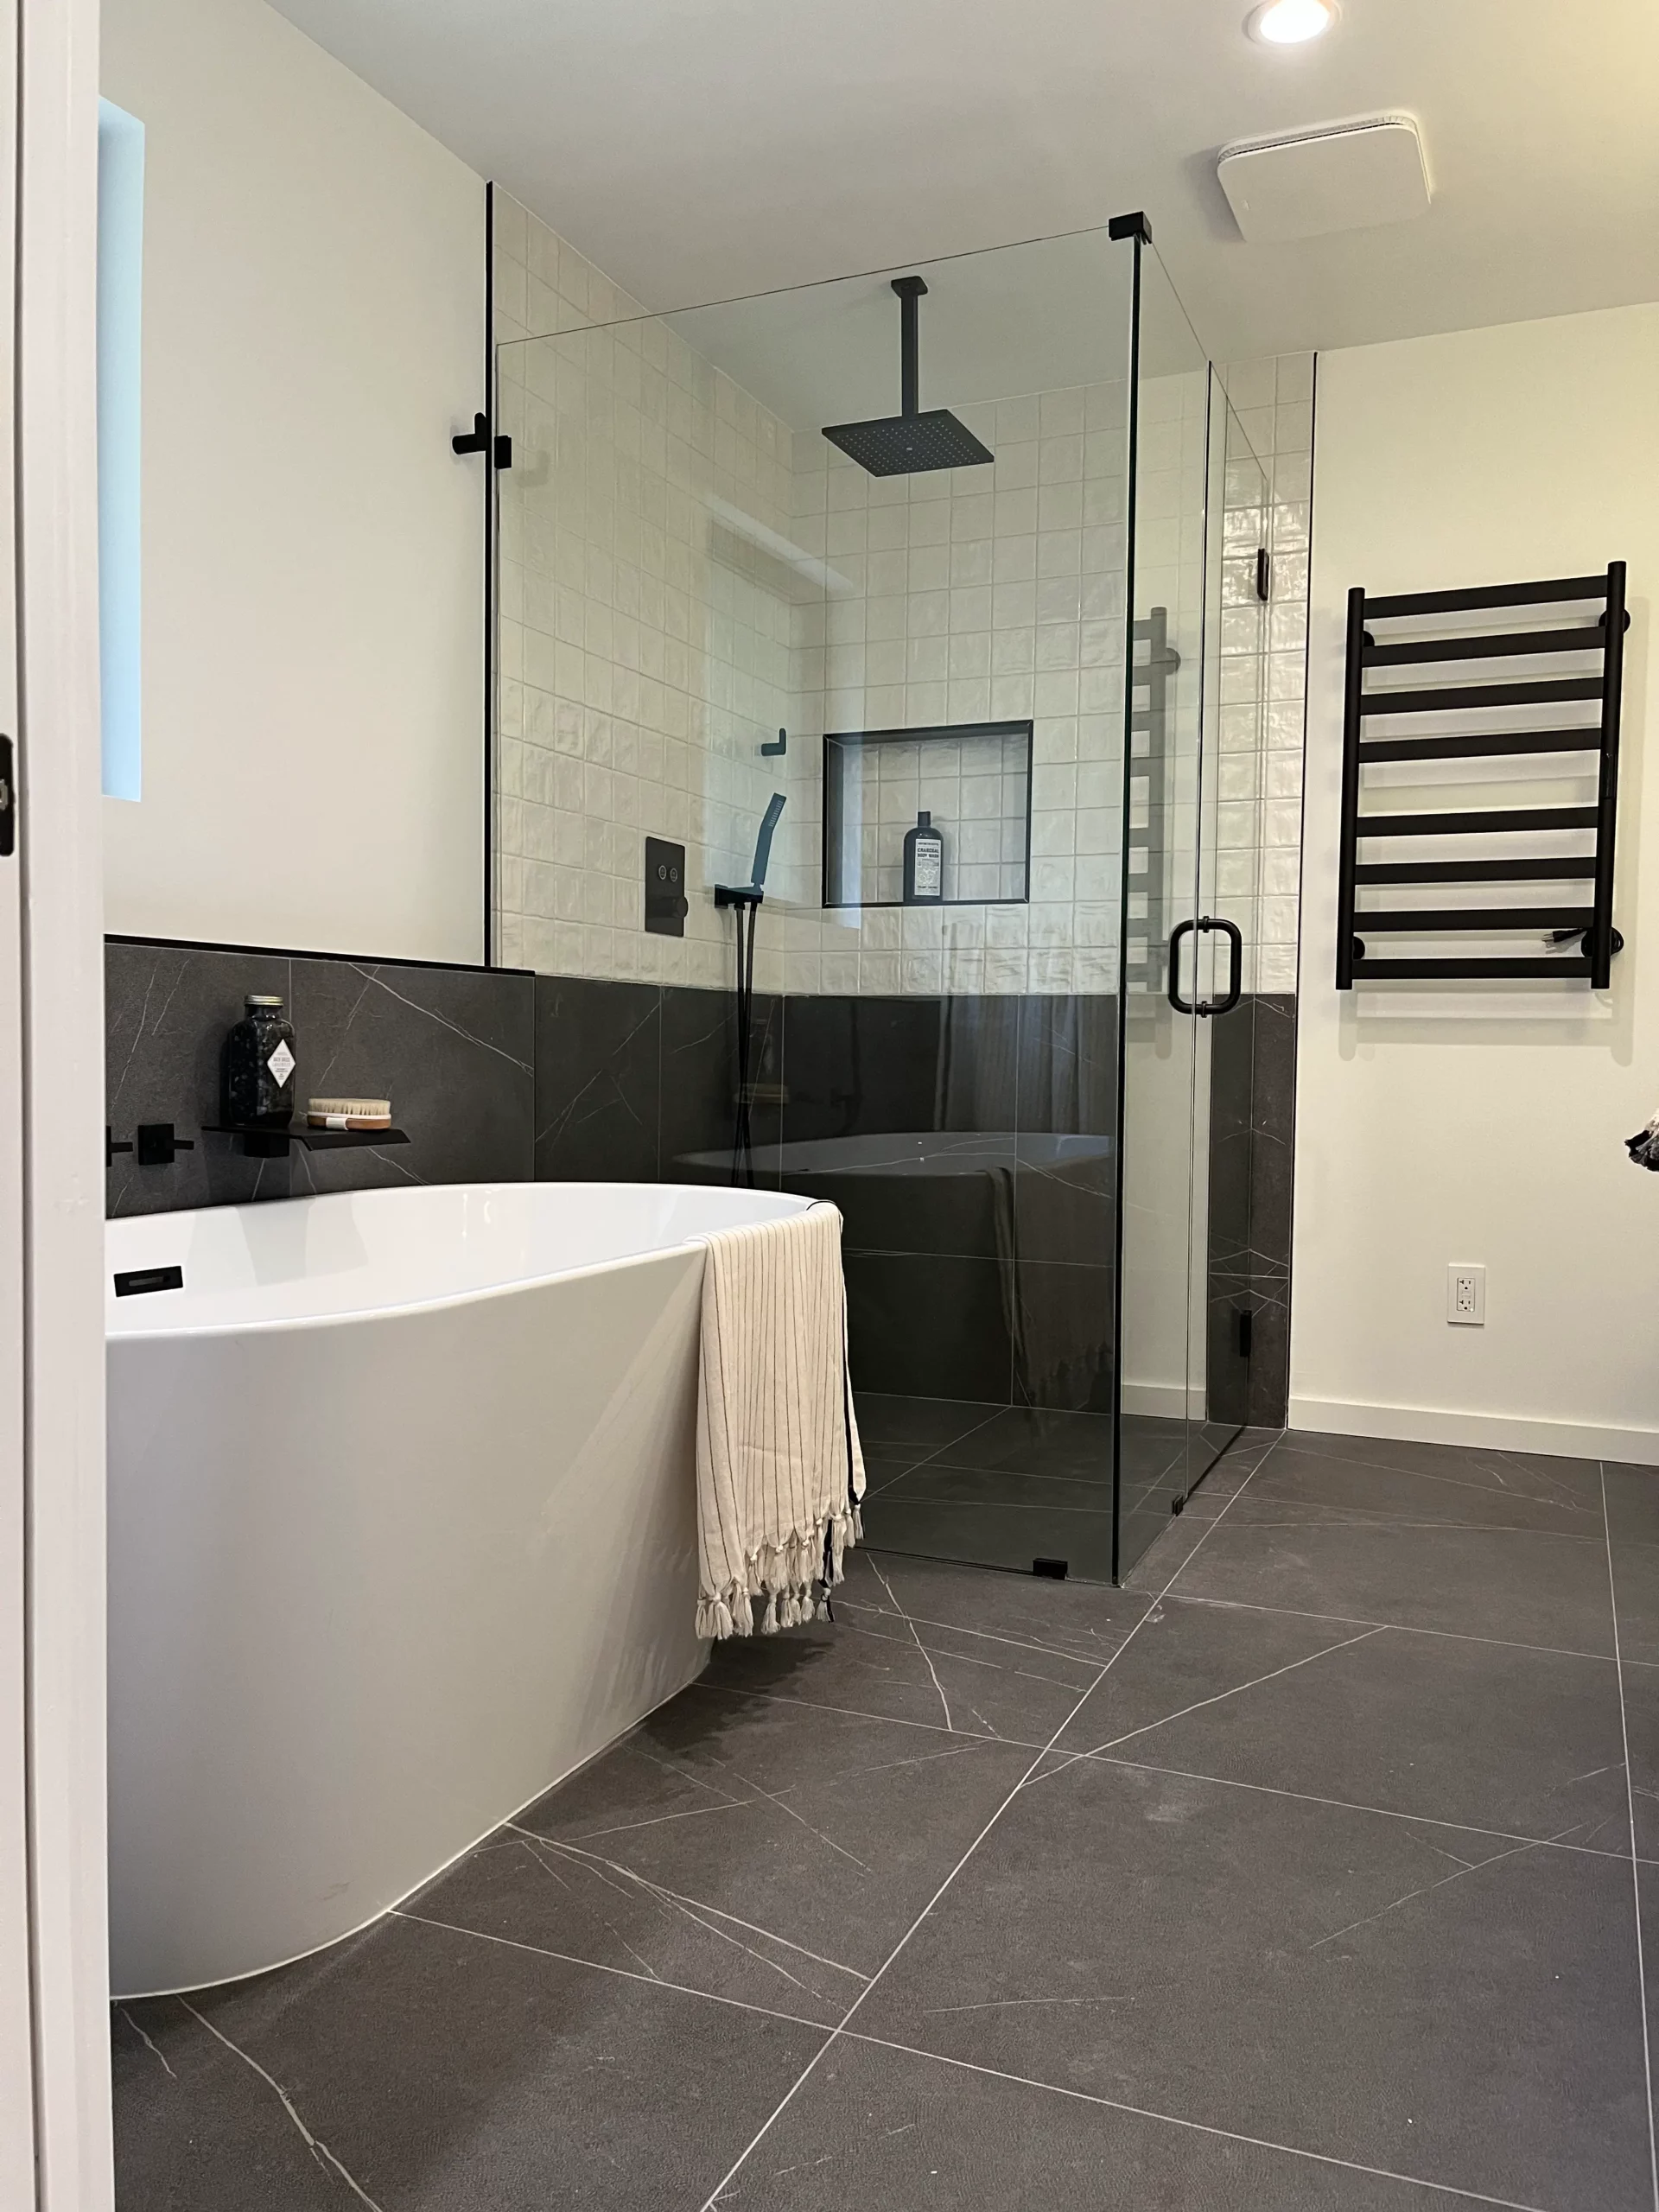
[{"x1": 714, "y1": 793, "x2": 787, "y2": 1188}]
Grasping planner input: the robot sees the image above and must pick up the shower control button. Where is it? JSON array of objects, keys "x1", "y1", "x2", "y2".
[{"x1": 645, "y1": 836, "x2": 689, "y2": 937}]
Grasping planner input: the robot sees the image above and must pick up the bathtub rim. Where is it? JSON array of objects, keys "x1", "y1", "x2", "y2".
[{"x1": 105, "y1": 1180, "x2": 817, "y2": 1344}]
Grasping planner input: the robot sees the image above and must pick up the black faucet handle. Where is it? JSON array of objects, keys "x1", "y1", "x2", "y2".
[{"x1": 136, "y1": 1122, "x2": 196, "y2": 1167}]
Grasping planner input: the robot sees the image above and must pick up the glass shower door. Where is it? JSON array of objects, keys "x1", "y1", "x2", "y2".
[
  {"x1": 1112, "y1": 230, "x2": 1257, "y2": 1580},
  {"x1": 1113, "y1": 231, "x2": 1209, "y2": 1576}
]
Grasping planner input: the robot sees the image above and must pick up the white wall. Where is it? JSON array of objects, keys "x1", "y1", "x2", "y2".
[
  {"x1": 1294, "y1": 303, "x2": 1659, "y2": 1461},
  {"x1": 101, "y1": 0, "x2": 486, "y2": 962}
]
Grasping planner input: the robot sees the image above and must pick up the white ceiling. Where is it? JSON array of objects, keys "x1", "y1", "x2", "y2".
[{"x1": 268, "y1": 0, "x2": 1659, "y2": 362}]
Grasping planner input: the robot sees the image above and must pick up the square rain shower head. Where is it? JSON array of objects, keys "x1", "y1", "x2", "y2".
[
  {"x1": 822, "y1": 407, "x2": 995, "y2": 477},
  {"x1": 821, "y1": 275, "x2": 995, "y2": 478}
]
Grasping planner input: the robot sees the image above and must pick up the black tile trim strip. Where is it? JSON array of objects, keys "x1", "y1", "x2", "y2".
[{"x1": 106, "y1": 932, "x2": 531, "y2": 979}]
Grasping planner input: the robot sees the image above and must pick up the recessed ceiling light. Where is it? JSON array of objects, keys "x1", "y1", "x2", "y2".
[{"x1": 1248, "y1": 0, "x2": 1338, "y2": 44}]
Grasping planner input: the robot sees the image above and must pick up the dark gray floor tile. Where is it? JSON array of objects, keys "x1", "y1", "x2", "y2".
[
  {"x1": 509, "y1": 1669, "x2": 1036, "y2": 1980},
  {"x1": 1121, "y1": 1433, "x2": 1281, "y2": 1592},
  {"x1": 857, "y1": 1758, "x2": 1650, "y2": 2212},
  {"x1": 1166, "y1": 1427, "x2": 1284, "y2": 1522},
  {"x1": 1118, "y1": 1413, "x2": 1191, "y2": 1488},
  {"x1": 1244, "y1": 1433, "x2": 1606, "y2": 1536},
  {"x1": 863, "y1": 1494, "x2": 1117, "y2": 1584},
  {"x1": 715, "y1": 2032, "x2": 1497, "y2": 2211},
  {"x1": 412, "y1": 1821, "x2": 857, "y2": 2025},
  {"x1": 114, "y1": 1994, "x2": 348, "y2": 2211},
  {"x1": 854, "y1": 1394, "x2": 1004, "y2": 1456},
  {"x1": 1287, "y1": 1429, "x2": 1606, "y2": 1511},
  {"x1": 697, "y1": 1549, "x2": 1127, "y2": 1739},
  {"x1": 116, "y1": 1912, "x2": 826, "y2": 2212},
  {"x1": 1170, "y1": 1505, "x2": 1618, "y2": 1656},
  {"x1": 1606, "y1": 1465, "x2": 1659, "y2": 1669},
  {"x1": 878, "y1": 1462, "x2": 1115, "y2": 1510},
  {"x1": 859, "y1": 1452, "x2": 926, "y2": 1497},
  {"x1": 1056, "y1": 1595, "x2": 1630, "y2": 1845},
  {"x1": 1611, "y1": 1656, "x2": 1659, "y2": 1859},
  {"x1": 1610, "y1": 1548, "x2": 1659, "y2": 1671},
  {"x1": 1605, "y1": 1460, "x2": 1659, "y2": 1547},
  {"x1": 114, "y1": 1426, "x2": 1649, "y2": 2212},
  {"x1": 840, "y1": 1547, "x2": 1151, "y2": 1674},
  {"x1": 931, "y1": 1404, "x2": 1115, "y2": 1482}
]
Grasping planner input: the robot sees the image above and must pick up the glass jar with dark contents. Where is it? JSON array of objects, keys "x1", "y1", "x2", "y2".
[{"x1": 224, "y1": 994, "x2": 296, "y2": 1128}]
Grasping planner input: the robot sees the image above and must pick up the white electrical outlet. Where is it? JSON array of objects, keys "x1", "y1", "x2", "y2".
[{"x1": 1447, "y1": 1264, "x2": 1486, "y2": 1325}]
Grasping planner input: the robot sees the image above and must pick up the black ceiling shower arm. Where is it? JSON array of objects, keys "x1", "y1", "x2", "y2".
[{"x1": 893, "y1": 276, "x2": 927, "y2": 419}]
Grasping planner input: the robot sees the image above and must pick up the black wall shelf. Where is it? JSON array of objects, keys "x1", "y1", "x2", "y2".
[
  {"x1": 1337, "y1": 564, "x2": 1629, "y2": 988},
  {"x1": 204, "y1": 1123, "x2": 410, "y2": 1159}
]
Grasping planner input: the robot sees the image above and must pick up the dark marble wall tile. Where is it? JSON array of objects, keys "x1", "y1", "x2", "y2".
[
  {"x1": 533, "y1": 976, "x2": 662, "y2": 1182},
  {"x1": 105, "y1": 941, "x2": 535, "y2": 1218},
  {"x1": 781, "y1": 995, "x2": 943, "y2": 1144},
  {"x1": 660, "y1": 985, "x2": 781, "y2": 1188},
  {"x1": 1014, "y1": 995, "x2": 1116, "y2": 1138},
  {"x1": 1012, "y1": 1261, "x2": 1116, "y2": 1414},
  {"x1": 779, "y1": 994, "x2": 1018, "y2": 1262},
  {"x1": 292, "y1": 960, "x2": 534, "y2": 1198},
  {"x1": 794, "y1": 1147, "x2": 1011, "y2": 1262},
  {"x1": 105, "y1": 941, "x2": 293, "y2": 1216},
  {"x1": 843, "y1": 1251, "x2": 1013, "y2": 1404},
  {"x1": 1011, "y1": 994, "x2": 1118, "y2": 1273},
  {"x1": 1203, "y1": 994, "x2": 1298, "y2": 1433}
]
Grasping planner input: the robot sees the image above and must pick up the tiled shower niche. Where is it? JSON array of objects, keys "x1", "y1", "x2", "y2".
[{"x1": 822, "y1": 720, "x2": 1033, "y2": 909}]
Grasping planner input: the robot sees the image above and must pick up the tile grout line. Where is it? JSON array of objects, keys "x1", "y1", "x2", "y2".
[
  {"x1": 695, "y1": 1665, "x2": 1656, "y2": 1866},
  {"x1": 177, "y1": 2000, "x2": 387, "y2": 2210},
  {"x1": 860, "y1": 1404, "x2": 1016, "y2": 1499},
  {"x1": 391, "y1": 1909, "x2": 1550, "y2": 2208},
  {"x1": 831, "y1": 2029, "x2": 1553, "y2": 2212},
  {"x1": 1601, "y1": 1460, "x2": 1659, "y2": 2212},
  {"x1": 696, "y1": 1427, "x2": 1284, "y2": 2211},
  {"x1": 1160, "y1": 1589, "x2": 1623, "y2": 1668}
]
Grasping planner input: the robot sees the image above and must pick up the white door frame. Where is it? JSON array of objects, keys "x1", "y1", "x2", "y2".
[
  {"x1": 0, "y1": 0, "x2": 37, "y2": 2196},
  {"x1": 11, "y1": 0, "x2": 113, "y2": 2202}
]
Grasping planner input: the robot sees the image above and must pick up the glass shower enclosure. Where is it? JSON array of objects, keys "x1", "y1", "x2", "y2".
[{"x1": 493, "y1": 215, "x2": 1264, "y2": 1584}]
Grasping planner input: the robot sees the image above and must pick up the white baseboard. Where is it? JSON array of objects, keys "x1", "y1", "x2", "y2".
[
  {"x1": 1121, "y1": 1381, "x2": 1207, "y2": 1421},
  {"x1": 1288, "y1": 1395, "x2": 1659, "y2": 1468}
]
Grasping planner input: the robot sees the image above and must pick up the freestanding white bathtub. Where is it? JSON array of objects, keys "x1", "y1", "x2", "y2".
[{"x1": 105, "y1": 1179, "x2": 812, "y2": 1998}]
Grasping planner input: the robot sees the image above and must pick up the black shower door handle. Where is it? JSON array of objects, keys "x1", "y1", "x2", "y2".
[
  {"x1": 1166, "y1": 915, "x2": 1243, "y2": 1018},
  {"x1": 1167, "y1": 917, "x2": 1198, "y2": 1014}
]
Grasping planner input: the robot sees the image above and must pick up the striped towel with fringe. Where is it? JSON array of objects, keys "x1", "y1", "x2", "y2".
[{"x1": 692, "y1": 1202, "x2": 866, "y2": 1639}]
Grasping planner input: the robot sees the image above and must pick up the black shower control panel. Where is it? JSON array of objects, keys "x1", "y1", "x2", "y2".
[{"x1": 644, "y1": 837, "x2": 688, "y2": 937}]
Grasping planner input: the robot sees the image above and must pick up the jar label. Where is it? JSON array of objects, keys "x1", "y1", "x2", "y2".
[{"x1": 266, "y1": 1040, "x2": 296, "y2": 1087}]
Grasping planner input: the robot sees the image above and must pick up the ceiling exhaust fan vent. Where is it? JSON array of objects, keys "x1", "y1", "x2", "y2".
[{"x1": 1217, "y1": 114, "x2": 1432, "y2": 245}]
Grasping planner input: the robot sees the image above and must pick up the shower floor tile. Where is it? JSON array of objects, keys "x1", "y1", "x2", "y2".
[{"x1": 115, "y1": 1428, "x2": 1659, "y2": 2212}]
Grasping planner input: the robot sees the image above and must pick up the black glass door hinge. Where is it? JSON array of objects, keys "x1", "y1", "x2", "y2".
[
  {"x1": 0, "y1": 735, "x2": 13, "y2": 857},
  {"x1": 451, "y1": 413, "x2": 512, "y2": 469},
  {"x1": 1237, "y1": 1308, "x2": 1255, "y2": 1358}
]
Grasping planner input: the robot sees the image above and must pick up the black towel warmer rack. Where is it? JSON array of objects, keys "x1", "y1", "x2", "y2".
[{"x1": 1337, "y1": 564, "x2": 1629, "y2": 988}]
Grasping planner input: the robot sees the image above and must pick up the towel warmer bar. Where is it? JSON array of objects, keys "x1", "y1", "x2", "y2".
[{"x1": 1336, "y1": 565, "x2": 1629, "y2": 988}]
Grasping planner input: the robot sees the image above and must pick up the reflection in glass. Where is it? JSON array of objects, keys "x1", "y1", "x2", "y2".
[{"x1": 493, "y1": 218, "x2": 1257, "y2": 1586}]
